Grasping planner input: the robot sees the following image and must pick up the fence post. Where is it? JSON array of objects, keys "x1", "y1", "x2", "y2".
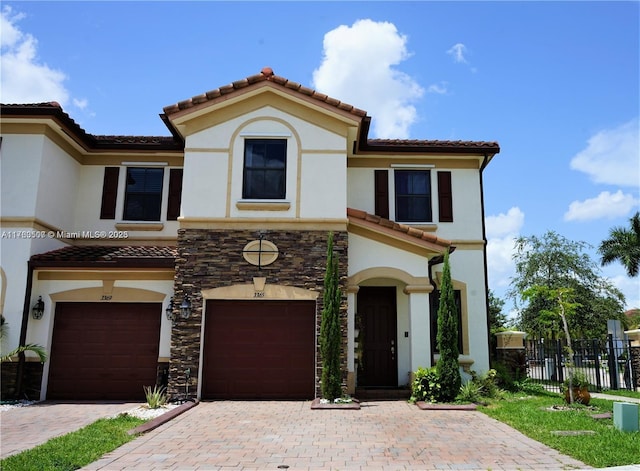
[
  {"x1": 607, "y1": 334, "x2": 619, "y2": 390},
  {"x1": 495, "y1": 331, "x2": 527, "y2": 380},
  {"x1": 592, "y1": 339, "x2": 603, "y2": 391},
  {"x1": 555, "y1": 339, "x2": 564, "y2": 383}
]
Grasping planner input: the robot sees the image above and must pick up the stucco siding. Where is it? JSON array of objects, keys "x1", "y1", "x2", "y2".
[{"x1": 1, "y1": 134, "x2": 44, "y2": 217}]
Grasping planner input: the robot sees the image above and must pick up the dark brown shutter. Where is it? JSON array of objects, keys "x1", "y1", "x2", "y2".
[
  {"x1": 166, "y1": 168, "x2": 183, "y2": 221},
  {"x1": 437, "y1": 171, "x2": 453, "y2": 222},
  {"x1": 100, "y1": 167, "x2": 119, "y2": 219},
  {"x1": 374, "y1": 170, "x2": 389, "y2": 219}
]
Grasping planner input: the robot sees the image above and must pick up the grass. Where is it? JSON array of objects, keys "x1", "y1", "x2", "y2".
[
  {"x1": 0, "y1": 414, "x2": 144, "y2": 471},
  {"x1": 479, "y1": 391, "x2": 640, "y2": 468}
]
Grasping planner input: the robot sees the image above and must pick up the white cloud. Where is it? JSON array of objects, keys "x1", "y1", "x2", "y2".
[
  {"x1": 485, "y1": 207, "x2": 525, "y2": 290},
  {"x1": 447, "y1": 43, "x2": 468, "y2": 64},
  {"x1": 0, "y1": 6, "x2": 70, "y2": 105},
  {"x1": 485, "y1": 207, "x2": 525, "y2": 239},
  {"x1": 73, "y1": 98, "x2": 88, "y2": 110},
  {"x1": 312, "y1": 19, "x2": 424, "y2": 139},
  {"x1": 570, "y1": 118, "x2": 640, "y2": 187},
  {"x1": 564, "y1": 190, "x2": 639, "y2": 221},
  {"x1": 427, "y1": 82, "x2": 448, "y2": 95}
]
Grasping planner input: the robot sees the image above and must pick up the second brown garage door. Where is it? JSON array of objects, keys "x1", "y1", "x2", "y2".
[
  {"x1": 202, "y1": 300, "x2": 315, "y2": 399},
  {"x1": 47, "y1": 302, "x2": 161, "y2": 400}
]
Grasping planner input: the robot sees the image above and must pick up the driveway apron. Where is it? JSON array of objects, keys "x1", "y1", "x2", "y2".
[
  {"x1": 0, "y1": 401, "x2": 138, "y2": 459},
  {"x1": 82, "y1": 400, "x2": 590, "y2": 471}
]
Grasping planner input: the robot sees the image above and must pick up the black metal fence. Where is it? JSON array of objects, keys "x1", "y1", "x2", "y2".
[{"x1": 525, "y1": 335, "x2": 637, "y2": 393}]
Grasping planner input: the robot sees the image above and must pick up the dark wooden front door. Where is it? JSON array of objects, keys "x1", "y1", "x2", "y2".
[
  {"x1": 202, "y1": 300, "x2": 315, "y2": 400},
  {"x1": 357, "y1": 287, "x2": 397, "y2": 387},
  {"x1": 48, "y1": 302, "x2": 161, "y2": 400}
]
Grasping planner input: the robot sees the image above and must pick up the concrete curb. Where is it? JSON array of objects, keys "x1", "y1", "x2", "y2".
[
  {"x1": 416, "y1": 401, "x2": 478, "y2": 410},
  {"x1": 310, "y1": 398, "x2": 361, "y2": 410},
  {"x1": 128, "y1": 400, "x2": 199, "y2": 435}
]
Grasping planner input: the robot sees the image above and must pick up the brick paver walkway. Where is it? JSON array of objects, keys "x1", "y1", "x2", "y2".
[{"x1": 81, "y1": 400, "x2": 590, "y2": 471}]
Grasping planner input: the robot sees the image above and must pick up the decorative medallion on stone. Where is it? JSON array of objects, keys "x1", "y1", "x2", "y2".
[{"x1": 242, "y1": 237, "x2": 279, "y2": 269}]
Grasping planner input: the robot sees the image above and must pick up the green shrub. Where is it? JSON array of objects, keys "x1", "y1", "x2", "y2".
[
  {"x1": 411, "y1": 366, "x2": 442, "y2": 403},
  {"x1": 143, "y1": 385, "x2": 167, "y2": 409},
  {"x1": 319, "y1": 232, "x2": 343, "y2": 401},
  {"x1": 435, "y1": 250, "x2": 461, "y2": 402},
  {"x1": 457, "y1": 380, "x2": 482, "y2": 403}
]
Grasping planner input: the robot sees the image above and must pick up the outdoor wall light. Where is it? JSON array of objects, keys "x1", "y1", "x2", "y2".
[
  {"x1": 32, "y1": 296, "x2": 45, "y2": 320},
  {"x1": 165, "y1": 297, "x2": 175, "y2": 321},
  {"x1": 180, "y1": 295, "x2": 192, "y2": 319}
]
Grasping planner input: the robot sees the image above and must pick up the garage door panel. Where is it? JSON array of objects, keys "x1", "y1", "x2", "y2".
[
  {"x1": 203, "y1": 300, "x2": 315, "y2": 400},
  {"x1": 48, "y1": 302, "x2": 161, "y2": 400}
]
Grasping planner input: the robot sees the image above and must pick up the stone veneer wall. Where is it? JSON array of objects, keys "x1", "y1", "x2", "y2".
[
  {"x1": 1, "y1": 362, "x2": 43, "y2": 401},
  {"x1": 168, "y1": 229, "x2": 348, "y2": 400}
]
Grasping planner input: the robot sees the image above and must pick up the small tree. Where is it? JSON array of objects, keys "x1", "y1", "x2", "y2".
[
  {"x1": 523, "y1": 286, "x2": 581, "y2": 403},
  {"x1": 435, "y1": 249, "x2": 461, "y2": 402},
  {"x1": 319, "y1": 232, "x2": 342, "y2": 400}
]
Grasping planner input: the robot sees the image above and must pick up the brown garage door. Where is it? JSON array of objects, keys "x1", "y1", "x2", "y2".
[
  {"x1": 202, "y1": 300, "x2": 315, "y2": 400},
  {"x1": 47, "y1": 302, "x2": 161, "y2": 400}
]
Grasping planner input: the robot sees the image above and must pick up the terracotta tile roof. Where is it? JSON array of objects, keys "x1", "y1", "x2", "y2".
[
  {"x1": 2, "y1": 70, "x2": 499, "y2": 155},
  {"x1": 0, "y1": 102, "x2": 183, "y2": 150},
  {"x1": 347, "y1": 208, "x2": 452, "y2": 254},
  {"x1": 162, "y1": 66, "x2": 367, "y2": 119},
  {"x1": 366, "y1": 138, "x2": 500, "y2": 152},
  {"x1": 30, "y1": 245, "x2": 177, "y2": 268}
]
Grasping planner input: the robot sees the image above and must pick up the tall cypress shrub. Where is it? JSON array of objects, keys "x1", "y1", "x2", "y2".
[
  {"x1": 435, "y1": 249, "x2": 461, "y2": 402},
  {"x1": 320, "y1": 232, "x2": 342, "y2": 400}
]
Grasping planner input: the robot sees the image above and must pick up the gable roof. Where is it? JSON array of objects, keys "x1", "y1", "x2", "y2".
[
  {"x1": 347, "y1": 208, "x2": 453, "y2": 256},
  {"x1": 162, "y1": 66, "x2": 367, "y2": 120},
  {"x1": 30, "y1": 245, "x2": 177, "y2": 269},
  {"x1": 1, "y1": 67, "x2": 499, "y2": 156}
]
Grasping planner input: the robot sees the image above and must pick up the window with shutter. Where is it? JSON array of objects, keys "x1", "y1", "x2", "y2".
[
  {"x1": 374, "y1": 170, "x2": 389, "y2": 219},
  {"x1": 123, "y1": 167, "x2": 164, "y2": 221},
  {"x1": 394, "y1": 170, "x2": 432, "y2": 222},
  {"x1": 166, "y1": 169, "x2": 183, "y2": 220},
  {"x1": 100, "y1": 167, "x2": 119, "y2": 220},
  {"x1": 437, "y1": 171, "x2": 453, "y2": 222}
]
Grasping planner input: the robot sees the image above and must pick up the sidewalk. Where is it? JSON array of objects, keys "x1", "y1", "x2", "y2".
[{"x1": 590, "y1": 392, "x2": 640, "y2": 403}]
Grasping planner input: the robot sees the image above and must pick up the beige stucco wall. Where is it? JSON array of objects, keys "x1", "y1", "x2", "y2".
[{"x1": 181, "y1": 106, "x2": 348, "y2": 221}]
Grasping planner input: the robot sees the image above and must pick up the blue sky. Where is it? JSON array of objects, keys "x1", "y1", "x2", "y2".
[{"x1": 1, "y1": 1, "x2": 639, "y2": 314}]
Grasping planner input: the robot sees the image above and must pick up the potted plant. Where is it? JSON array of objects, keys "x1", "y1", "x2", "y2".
[{"x1": 563, "y1": 370, "x2": 591, "y2": 405}]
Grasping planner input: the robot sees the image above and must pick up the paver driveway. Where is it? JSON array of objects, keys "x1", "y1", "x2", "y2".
[
  {"x1": 82, "y1": 400, "x2": 590, "y2": 471},
  {"x1": 0, "y1": 401, "x2": 138, "y2": 458}
]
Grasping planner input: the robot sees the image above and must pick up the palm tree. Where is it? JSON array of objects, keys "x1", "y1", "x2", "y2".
[
  {"x1": 0, "y1": 315, "x2": 47, "y2": 363},
  {"x1": 598, "y1": 211, "x2": 640, "y2": 277}
]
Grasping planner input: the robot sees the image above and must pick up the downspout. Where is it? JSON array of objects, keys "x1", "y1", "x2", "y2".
[
  {"x1": 15, "y1": 260, "x2": 35, "y2": 399},
  {"x1": 479, "y1": 153, "x2": 493, "y2": 367}
]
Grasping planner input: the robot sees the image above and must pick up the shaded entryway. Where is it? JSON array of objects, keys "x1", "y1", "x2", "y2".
[
  {"x1": 357, "y1": 286, "x2": 398, "y2": 387},
  {"x1": 47, "y1": 302, "x2": 161, "y2": 400},
  {"x1": 202, "y1": 300, "x2": 315, "y2": 399}
]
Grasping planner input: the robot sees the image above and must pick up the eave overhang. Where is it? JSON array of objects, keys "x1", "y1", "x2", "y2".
[{"x1": 347, "y1": 208, "x2": 453, "y2": 257}]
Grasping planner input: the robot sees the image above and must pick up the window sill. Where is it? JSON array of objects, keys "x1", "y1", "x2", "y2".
[
  {"x1": 236, "y1": 201, "x2": 291, "y2": 211},
  {"x1": 115, "y1": 222, "x2": 165, "y2": 231}
]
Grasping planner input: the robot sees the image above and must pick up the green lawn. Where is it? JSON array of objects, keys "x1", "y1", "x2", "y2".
[
  {"x1": 0, "y1": 414, "x2": 144, "y2": 471},
  {"x1": 479, "y1": 391, "x2": 640, "y2": 468}
]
